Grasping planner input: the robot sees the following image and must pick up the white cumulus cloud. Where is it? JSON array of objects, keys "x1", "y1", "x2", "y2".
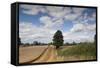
[
  {"x1": 19, "y1": 22, "x2": 56, "y2": 43},
  {"x1": 19, "y1": 5, "x2": 96, "y2": 43},
  {"x1": 20, "y1": 4, "x2": 46, "y2": 15}
]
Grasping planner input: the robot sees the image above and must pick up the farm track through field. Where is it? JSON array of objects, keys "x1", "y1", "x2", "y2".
[
  {"x1": 20, "y1": 44, "x2": 96, "y2": 64},
  {"x1": 20, "y1": 45, "x2": 57, "y2": 64},
  {"x1": 33, "y1": 45, "x2": 57, "y2": 63}
]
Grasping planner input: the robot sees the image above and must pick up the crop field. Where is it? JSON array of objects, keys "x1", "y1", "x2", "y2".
[
  {"x1": 19, "y1": 43, "x2": 96, "y2": 64},
  {"x1": 19, "y1": 45, "x2": 48, "y2": 64},
  {"x1": 57, "y1": 43, "x2": 96, "y2": 61}
]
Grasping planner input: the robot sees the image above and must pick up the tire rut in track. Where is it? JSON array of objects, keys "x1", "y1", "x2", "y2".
[
  {"x1": 20, "y1": 45, "x2": 50, "y2": 64},
  {"x1": 33, "y1": 46, "x2": 52, "y2": 63},
  {"x1": 47, "y1": 46, "x2": 57, "y2": 62},
  {"x1": 20, "y1": 45, "x2": 57, "y2": 64}
]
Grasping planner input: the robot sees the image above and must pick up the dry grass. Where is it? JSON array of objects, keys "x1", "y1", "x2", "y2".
[
  {"x1": 19, "y1": 45, "x2": 48, "y2": 63},
  {"x1": 19, "y1": 43, "x2": 96, "y2": 64}
]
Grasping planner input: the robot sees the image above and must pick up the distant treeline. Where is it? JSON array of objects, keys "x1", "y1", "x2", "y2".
[
  {"x1": 19, "y1": 33, "x2": 96, "y2": 47},
  {"x1": 19, "y1": 40, "x2": 95, "y2": 47},
  {"x1": 19, "y1": 41, "x2": 51, "y2": 47}
]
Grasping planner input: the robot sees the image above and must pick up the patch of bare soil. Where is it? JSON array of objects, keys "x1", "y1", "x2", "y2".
[{"x1": 19, "y1": 45, "x2": 48, "y2": 63}]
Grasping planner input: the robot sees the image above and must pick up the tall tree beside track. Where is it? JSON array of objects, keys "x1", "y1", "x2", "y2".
[{"x1": 53, "y1": 30, "x2": 64, "y2": 49}]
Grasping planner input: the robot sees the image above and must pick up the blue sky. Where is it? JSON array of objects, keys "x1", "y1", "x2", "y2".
[{"x1": 19, "y1": 4, "x2": 96, "y2": 43}]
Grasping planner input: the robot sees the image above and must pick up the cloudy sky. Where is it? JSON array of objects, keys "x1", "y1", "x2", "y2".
[{"x1": 19, "y1": 4, "x2": 96, "y2": 44}]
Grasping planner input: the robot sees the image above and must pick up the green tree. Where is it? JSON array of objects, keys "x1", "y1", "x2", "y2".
[
  {"x1": 72, "y1": 41, "x2": 76, "y2": 45},
  {"x1": 53, "y1": 30, "x2": 64, "y2": 49},
  {"x1": 33, "y1": 41, "x2": 39, "y2": 45}
]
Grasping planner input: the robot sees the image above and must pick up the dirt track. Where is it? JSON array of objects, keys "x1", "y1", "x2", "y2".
[
  {"x1": 19, "y1": 45, "x2": 58, "y2": 64},
  {"x1": 33, "y1": 45, "x2": 57, "y2": 63},
  {"x1": 19, "y1": 45, "x2": 95, "y2": 64}
]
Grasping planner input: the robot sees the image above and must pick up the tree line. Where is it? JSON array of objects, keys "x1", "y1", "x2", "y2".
[{"x1": 19, "y1": 30, "x2": 96, "y2": 49}]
